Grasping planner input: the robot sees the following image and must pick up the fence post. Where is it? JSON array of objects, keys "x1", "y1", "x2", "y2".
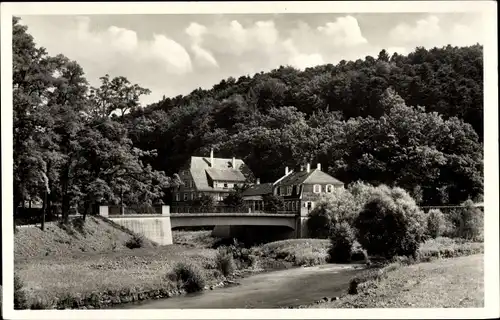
[{"x1": 99, "y1": 205, "x2": 109, "y2": 217}]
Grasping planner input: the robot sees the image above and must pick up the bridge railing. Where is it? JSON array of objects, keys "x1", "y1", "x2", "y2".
[{"x1": 170, "y1": 205, "x2": 298, "y2": 215}]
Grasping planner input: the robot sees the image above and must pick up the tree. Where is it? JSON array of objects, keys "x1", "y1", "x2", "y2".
[
  {"x1": 354, "y1": 187, "x2": 426, "y2": 258},
  {"x1": 262, "y1": 194, "x2": 284, "y2": 213}
]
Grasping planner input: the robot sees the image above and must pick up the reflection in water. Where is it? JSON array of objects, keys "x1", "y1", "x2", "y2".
[{"x1": 118, "y1": 264, "x2": 364, "y2": 309}]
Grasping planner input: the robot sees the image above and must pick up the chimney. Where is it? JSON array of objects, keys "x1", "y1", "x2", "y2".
[
  {"x1": 306, "y1": 163, "x2": 310, "y2": 173},
  {"x1": 256, "y1": 178, "x2": 260, "y2": 185},
  {"x1": 285, "y1": 166, "x2": 289, "y2": 175},
  {"x1": 232, "y1": 157, "x2": 236, "y2": 168},
  {"x1": 210, "y1": 148, "x2": 214, "y2": 167},
  {"x1": 317, "y1": 163, "x2": 321, "y2": 171}
]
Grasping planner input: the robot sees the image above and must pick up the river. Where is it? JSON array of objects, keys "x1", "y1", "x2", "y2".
[{"x1": 118, "y1": 264, "x2": 365, "y2": 309}]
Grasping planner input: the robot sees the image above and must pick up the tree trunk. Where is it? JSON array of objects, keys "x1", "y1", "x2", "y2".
[
  {"x1": 41, "y1": 190, "x2": 47, "y2": 231},
  {"x1": 120, "y1": 187, "x2": 124, "y2": 215},
  {"x1": 61, "y1": 165, "x2": 71, "y2": 224}
]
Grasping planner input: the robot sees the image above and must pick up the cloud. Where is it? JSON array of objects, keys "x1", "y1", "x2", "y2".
[
  {"x1": 185, "y1": 22, "x2": 218, "y2": 68},
  {"x1": 148, "y1": 34, "x2": 192, "y2": 74},
  {"x1": 388, "y1": 15, "x2": 483, "y2": 47},
  {"x1": 389, "y1": 15, "x2": 440, "y2": 44},
  {"x1": 70, "y1": 17, "x2": 192, "y2": 75},
  {"x1": 317, "y1": 15, "x2": 368, "y2": 47},
  {"x1": 191, "y1": 44, "x2": 219, "y2": 68},
  {"x1": 282, "y1": 38, "x2": 324, "y2": 69}
]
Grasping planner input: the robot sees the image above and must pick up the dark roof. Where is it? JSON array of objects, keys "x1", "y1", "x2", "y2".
[
  {"x1": 188, "y1": 156, "x2": 253, "y2": 191},
  {"x1": 241, "y1": 183, "x2": 274, "y2": 197},
  {"x1": 275, "y1": 169, "x2": 343, "y2": 186},
  {"x1": 206, "y1": 168, "x2": 247, "y2": 182}
]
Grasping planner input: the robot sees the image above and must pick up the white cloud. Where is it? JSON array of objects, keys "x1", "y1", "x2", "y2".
[
  {"x1": 185, "y1": 22, "x2": 219, "y2": 68},
  {"x1": 388, "y1": 15, "x2": 482, "y2": 47},
  {"x1": 191, "y1": 44, "x2": 219, "y2": 68},
  {"x1": 282, "y1": 38, "x2": 324, "y2": 69},
  {"x1": 389, "y1": 15, "x2": 440, "y2": 44},
  {"x1": 149, "y1": 34, "x2": 192, "y2": 74},
  {"x1": 317, "y1": 15, "x2": 368, "y2": 47}
]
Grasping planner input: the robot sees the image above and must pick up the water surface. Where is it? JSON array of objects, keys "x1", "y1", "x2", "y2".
[{"x1": 119, "y1": 264, "x2": 364, "y2": 309}]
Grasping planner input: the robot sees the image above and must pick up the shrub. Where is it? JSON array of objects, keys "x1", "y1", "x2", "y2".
[
  {"x1": 125, "y1": 234, "x2": 145, "y2": 249},
  {"x1": 327, "y1": 222, "x2": 356, "y2": 263},
  {"x1": 171, "y1": 262, "x2": 206, "y2": 293},
  {"x1": 215, "y1": 248, "x2": 236, "y2": 276},
  {"x1": 449, "y1": 200, "x2": 484, "y2": 240},
  {"x1": 306, "y1": 188, "x2": 361, "y2": 238},
  {"x1": 426, "y1": 209, "x2": 448, "y2": 238},
  {"x1": 14, "y1": 275, "x2": 28, "y2": 310},
  {"x1": 351, "y1": 248, "x2": 369, "y2": 262},
  {"x1": 354, "y1": 188, "x2": 426, "y2": 259},
  {"x1": 263, "y1": 194, "x2": 285, "y2": 213}
]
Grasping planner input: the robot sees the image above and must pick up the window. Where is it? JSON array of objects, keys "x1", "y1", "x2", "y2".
[
  {"x1": 276, "y1": 187, "x2": 281, "y2": 196},
  {"x1": 175, "y1": 193, "x2": 180, "y2": 201},
  {"x1": 326, "y1": 184, "x2": 333, "y2": 193},
  {"x1": 307, "y1": 201, "x2": 312, "y2": 209},
  {"x1": 291, "y1": 201, "x2": 296, "y2": 211},
  {"x1": 287, "y1": 186, "x2": 292, "y2": 196},
  {"x1": 189, "y1": 181, "x2": 194, "y2": 188},
  {"x1": 183, "y1": 193, "x2": 188, "y2": 201},
  {"x1": 224, "y1": 183, "x2": 228, "y2": 189},
  {"x1": 191, "y1": 193, "x2": 195, "y2": 200},
  {"x1": 313, "y1": 184, "x2": 322, "y2": 193}
]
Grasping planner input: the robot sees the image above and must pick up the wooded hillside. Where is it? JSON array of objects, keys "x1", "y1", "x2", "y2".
[{"x1": 13, "y1": 15, "x2": 483, "y2": 219}]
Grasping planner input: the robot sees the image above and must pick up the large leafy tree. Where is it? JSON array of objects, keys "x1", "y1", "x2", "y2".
[{"x1": 13, "y1": 17, "x2": 175, "y2": 224}]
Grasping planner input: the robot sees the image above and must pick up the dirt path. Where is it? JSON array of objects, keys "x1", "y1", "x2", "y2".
[{"x1": 311, "y1": 254, "x2": 484, "y2": 308}]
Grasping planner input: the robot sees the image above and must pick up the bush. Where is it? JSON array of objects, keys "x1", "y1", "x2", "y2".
[
  {"x1": 215, "y1": 248, "x2": 236, "y2": 276},
  {"x1": 351, "y1": 248, "x2": 369, "y2": 262},
  {"x1": 171, "y1": 262, "x2": 206, "y2": 293},
  {"x1": 327, "y1": 222, "x2": 355, "y2": 263},
  {"x1": 449, "y1": 200, "x2": 484, "y2": 240},
  {"x1": 426, "y1": 209, "x2": 448, "y2": 238},
  {"x1": 306, "y1": 188, "x2": 361, "y2": 238},
  {"x1": 14, "y1": 275, "x2": 28, "y2": 310},
  {"x1": 354, "y1": 188, "x2": 426, "y2": 259},
  {"x1": 262, "y1": 194, "x2": 285, "y2": 213},
  {"x1": 125, "y1": 234, "x2": 145, "y2": 249}
]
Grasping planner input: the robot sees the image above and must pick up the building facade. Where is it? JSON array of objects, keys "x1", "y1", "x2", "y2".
[
  {"x1": 171, "y1": 149, "x2": 254, "y2": 206},
  {"x1": 241, "y1": 163, "x2": 345, "y2": 214},
  {"x1": 273, "y1": 163, "x2": 345, "y2": 215}
]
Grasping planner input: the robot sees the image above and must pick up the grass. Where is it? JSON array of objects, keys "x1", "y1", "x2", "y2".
[
  {"x1": 253, "y1": 239, "x2": 331, "y2": 266},
  {"x1": 308, "y1": 253, "x2": 484, "y2": 308},
  {"x1": 172, "y1": 230, "x2": 220, "y2": 248},
  {"x1": 304, "y1": 237, "x2": 484, "y2": 308},
  {"x1": 15, "y1": 244, "x2": 223, "y2": 309},
  {"x1": 15, "y1": 216, "x2": 155, "y2": 261}
]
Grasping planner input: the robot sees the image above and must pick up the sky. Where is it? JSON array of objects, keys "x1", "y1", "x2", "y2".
[{"x1": 19, "y1": 12, "x2": 484, "y2": 106}]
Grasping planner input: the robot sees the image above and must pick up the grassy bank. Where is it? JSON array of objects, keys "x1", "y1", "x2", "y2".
[
  {"x1": 15, "y1": 224, "x2": 484, "y2": 309},
  {"x1": 307, "y1": 254, "x2": 484, "y2": 308},
  {"x1": 15, "y1": 245, "x2": 223, "y2": 309},
  {"x1": 15, "y1": 216, "x2": 156, "y2": 261},
  {"x1": 302, "y1": 237, "x2": 484, "y2": 308}
]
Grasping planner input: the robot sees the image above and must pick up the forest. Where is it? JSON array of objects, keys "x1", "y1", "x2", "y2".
[{"x1": 13, "y1": 16, "x2": 484, "y2": 223}]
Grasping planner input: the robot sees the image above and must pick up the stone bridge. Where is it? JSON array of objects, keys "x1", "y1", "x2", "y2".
[{"x1": 99, "y1": 206, "x2": 308, "y2": 245}]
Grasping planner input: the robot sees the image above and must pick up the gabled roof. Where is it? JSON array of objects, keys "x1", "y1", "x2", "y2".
[
  {"x1": 241, "y1": 183, "x2": 273, "y2": 197},
  {"x1": 188, "y1": 156, "x2": 253, "y2": 191},
  {"x1": 275, "y1": 169, "x2": 344, "y2": 186}
]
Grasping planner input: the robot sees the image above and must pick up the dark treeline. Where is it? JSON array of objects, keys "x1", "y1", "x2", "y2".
[
  {"x1": 126, "y1": 44, "x2": 483, "y2": 206},
  {"x1": 13, "y1": 16, "x2": 483, "y2": 225}
]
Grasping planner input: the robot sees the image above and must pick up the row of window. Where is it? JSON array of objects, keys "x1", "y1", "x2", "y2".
[
  {"x1": 277, "y1": 184, "x2": 335, "y2": 196},
  {"x1": 174, "y1": 192, "x2": 226, "y2": 202}
]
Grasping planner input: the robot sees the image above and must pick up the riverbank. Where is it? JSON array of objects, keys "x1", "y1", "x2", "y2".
[
  {"x1": 15, "y1": 225, "x2": 483, "y2": 309},
  {"x1": 305, "y1": 253, "x2": 484, "y2": 308}
]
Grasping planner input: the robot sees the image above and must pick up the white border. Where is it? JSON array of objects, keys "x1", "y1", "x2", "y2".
[{"x1": 1, "y1": 1, "x2": 498, "y2": 319}]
